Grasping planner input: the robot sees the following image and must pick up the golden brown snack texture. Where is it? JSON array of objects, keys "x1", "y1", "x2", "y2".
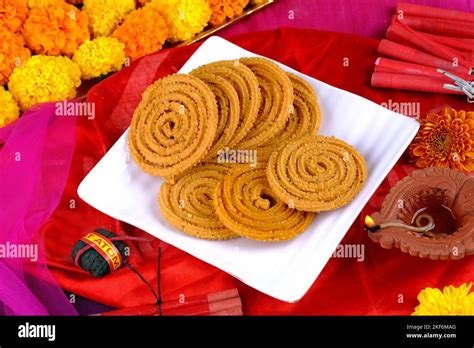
[
  {"x1": 257, "y1": 72, "x2": 322, "y2": 161},
  {"x1": 128, "y1": 58, "x2": 369, "y2": 242},
  {"x1": 236, "y1": 57, "x2": 293, "y2": 150},
  {"x1": 214, "y1": 165, "x2": 316, "y2": 241},
  {"x1": 267, "y1": 135, "x2": 367, "y2": 212},
  {"x1": 189, "y1": 70, "x2": 240, "y2": 162},
  {"x1": 159, "y1": 163, "x2": 238, "y2": 240},
  {"x1": 128, "y1": 74, "x2": 218, "y2": 179},
  {"x1": 191, "y1": 60, "x2": 261, "y2": 148}
]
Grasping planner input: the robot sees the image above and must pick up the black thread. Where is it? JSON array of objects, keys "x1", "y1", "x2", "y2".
[{"x1": 124, "y1": 261, "x2": 160, "y2": 303}]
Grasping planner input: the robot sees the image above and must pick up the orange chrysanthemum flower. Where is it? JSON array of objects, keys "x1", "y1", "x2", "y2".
[
  {"x1": 0, "y1": 28, "x2": 31, "y2": 85},
  {"x1": 0, "y1": 0, "x2": 29, "y2": 33},
  {"x1": 409, "y1": 108, "x2": 474, "y2": 172},
  {"x1": 113, "y1": 6, "x2": 168, "y2": 60},
  {"x1": 209, "y1": 0, "x2": 248, "y2": 26},
  {"x1": 22, "y1": 2, "x2": 90, "y2": 56}
]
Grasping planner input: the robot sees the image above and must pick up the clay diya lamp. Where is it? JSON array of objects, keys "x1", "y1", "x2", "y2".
[{"x1": 365, "y1": 167, "x2": 474, "y2": 260}]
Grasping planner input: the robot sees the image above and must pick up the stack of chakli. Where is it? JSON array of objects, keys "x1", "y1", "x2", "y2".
[{"x1": 129, "y1": 57, "x2": 367, "y2": 242}]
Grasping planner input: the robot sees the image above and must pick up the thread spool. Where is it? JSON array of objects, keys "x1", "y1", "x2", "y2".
[
  {"x1": 71, "y1": 228, "x2": 128, "y2": 278},
  {"x1": 71, "y1": 228, "x2": 161, "y2": 305}
]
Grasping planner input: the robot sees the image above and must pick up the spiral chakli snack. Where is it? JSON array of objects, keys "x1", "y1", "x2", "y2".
[
  {"x1": 129, "y1": 74, "x2": 218, "y2": 179},
  {"x1": 214, "y1": 166, "x2": 316, "y2": 241},
  {"x1": 267, "y1": 136, "x2": 367, "y2": 212},
  {"x1": 191, "y1": 60, "x2": 261, "y2": 148},
  {"x1": 189, "y1": 70, "x2": 240, "y2": 162},
  {"x1": 257, "y1": 72, "x2": 322, "y2": 161},
  {"x1": 159, "y1": 163, "x2": 238, "y2": 240},
  {"x1": 237, "y1": 57, "x2": 293, "y2": 150}
]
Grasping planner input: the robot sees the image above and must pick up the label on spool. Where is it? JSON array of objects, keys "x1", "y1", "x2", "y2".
[{"x1": 81, "y1": 232, "x2": 123, "y2": 271}]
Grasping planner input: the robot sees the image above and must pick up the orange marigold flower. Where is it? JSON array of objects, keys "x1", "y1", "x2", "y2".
[
  {"x1": 0, "y1": 0, "x2": 29, "y2": 33},
  {"x1": 0, "y1": 28, "x2": 31, "y2": 85},
  {"x1": 209, "y1": 0, "x2": 248, "y2": 26},
  {"x1": 113, "y1": 6, "x2": 168, "y2": 60},
  {"x1": 22, "y1": 2, "x2": 90, "y2": 56},
  {"x1": 28, "y1": 0, "x2": 65, "y2": 9},
  {"x1": 409, "y1": 107, "x2": 474, "y2": 172}
]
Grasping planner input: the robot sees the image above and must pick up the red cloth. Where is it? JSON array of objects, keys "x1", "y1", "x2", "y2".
[{"x1": 41, "y1": 28, "x2": 473, "y2": 315}]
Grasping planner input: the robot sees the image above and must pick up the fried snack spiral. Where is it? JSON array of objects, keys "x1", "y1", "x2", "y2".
[
  {"x1": 189, "y1": 71, "x2": 240, "y2": 162},
  {"x1": 267, "y1": 136, "x2": 367, "y2": 212},
  {"x1": 214, "y1": 166, "x2": 316, "y2": 241},
  {"x1": 237, "y1": 57, "x2": 293, "y2": 150},
  {"x1": 191, "y1": 60, "x2": 261, "y2": 148},
  {"x1": 257, "y1": 72, "x2": 322, "y2": 161},
  {"x1": 128, "y1": 74, "x2": 218, "y2": 179},
  {"x1": 159, "y1": 163, "x2": 238, "y2": 240}
]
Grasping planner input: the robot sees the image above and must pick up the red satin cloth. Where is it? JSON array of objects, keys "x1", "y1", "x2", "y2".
[{"x1": 41, "y1": 28, "x2": 473, "y2": 315}]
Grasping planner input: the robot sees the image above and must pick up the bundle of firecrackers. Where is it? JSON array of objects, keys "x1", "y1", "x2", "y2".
[
  {"x1": 0, "y1": 0, "x2": 264, "y2": 128},
  {"x1": 371, "y1": 2, "x2": 474, "y2": 94},
  {"x1": 365, "y1": 3, "x2": 474, "y2": 173}
]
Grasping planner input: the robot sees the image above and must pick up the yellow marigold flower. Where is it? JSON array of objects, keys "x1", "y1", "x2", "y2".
[
  {"x1": 0, "y1": 29, "x2": 31, "y2": 86},
  {"x1": 8, "y1": 55, "x2": 81, "y2": 111},
  {"x1": 413, "y1": 283, "x2": 474, "y2": 315},
  {"x1": 409, "y1": 107, "x2": 474, "y2": 172},
  {"x1": 28, "y1": 0, "x2": 64, "y2": 9},
  {"x1": 0, "y1": 0, "x2": 29, "y2": 33},
  {"x1": 84, "y1": 0, "x2": 136, "y2": 37},
  {"x1": 73, "y1": 37, "x2": 125, "y2": 79},
  {"x1": 23, "y1": 2, "x2": 90, "y2": 56},
  {"x1": 113, "y1": 6, "x2": 168, "y2": 60},
  {"x1": 0, "y1": 87, "x2": 20, "y2": 127},
  {"x1": 209, "y1": 0, "x2": 248, "y2": 26},
  {"x1": 147, "y1": 0, "x2": 211, "y2": 43}
]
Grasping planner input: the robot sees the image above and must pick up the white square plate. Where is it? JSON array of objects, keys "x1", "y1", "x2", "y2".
[{"x1": 78, "y1": 36, "x2": 419, "y2": 302}]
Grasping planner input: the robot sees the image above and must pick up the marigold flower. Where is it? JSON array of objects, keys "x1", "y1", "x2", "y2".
[
  {"x1": 0, "y1": 87, "x2": 20, "y2": 127},
  {"x1": 113, "y1": 6, "x2": 168, "y2": 60},
  {"x1": 250, "y1": 0, "x2": 265, "y2": 5},
  {"x1": 209, "y1": 0, "x2": 248, "y2": 26},
  {"x1": 23, "y1": 2, "x2": 90, "y2": 56},
  {"x1": 0, "y1": 0, "x2": 29, "y2": 33},
  {"x1": 0, "y1": 29, "x2": 31, "y2": 86},
  {"x1": 73, "y1": 37, "x2": 125, "y2": 79},
  {"x1": 28, "y1": 0, "x2": 65, "y2": 9},
  {"x1": 413, "y1": 283, "x2": 474, "y2": 315},
  {"x1": 8, "y1": 55, "x2": 81, "y2": 111},
  {"x1": 84, "y1": 0, "x2": 136, "y2": 37},
  {"x1": 409, "y1": 107, "x2": 474, "y2": 172},
  {"x1": 147, "y1": 0, "x2": 211, "y2": 43}
]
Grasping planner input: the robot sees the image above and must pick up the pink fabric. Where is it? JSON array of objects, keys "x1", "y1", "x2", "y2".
[
  {"x1": 0, "y1": 103, "x2": 77, "y2": 315},
  {"x1": 222, "y1": 0, "x2": 474, "y2": 39}
]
